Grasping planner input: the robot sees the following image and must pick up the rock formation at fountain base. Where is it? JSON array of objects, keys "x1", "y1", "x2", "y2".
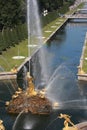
[
  {"x1": 6, "y1": 73, "x2": 52, "y2": 115},
  {"x1": 6, "y1": 92, "x2": 52, "y2": 114}
]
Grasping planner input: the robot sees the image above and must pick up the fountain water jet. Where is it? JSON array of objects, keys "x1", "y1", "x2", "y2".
[
  {"x1": 45, "y1": 64, "x2": 81, "y2": 107},
  {"x1": 27, "y1": 0, "x2": 49, "y2": 85}
]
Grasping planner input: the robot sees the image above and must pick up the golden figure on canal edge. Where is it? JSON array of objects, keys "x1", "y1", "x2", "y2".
[
  {"x1": 77, "y1": 66, "x2": 85, "y2": 74},
  {"x1": 0, "y1": 120, "x2": 5, "y2": 130},
  {"x1": 11, "y1": 65, "x2": 18, "y2": 73},
  {"x1": 58, "y1": 113, "x2": 78, "y2": 130}
]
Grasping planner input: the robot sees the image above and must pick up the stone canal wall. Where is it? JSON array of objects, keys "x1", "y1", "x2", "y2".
[
  {"x1": 43, "y1": 19, "x2": 68, "y2": 43},
  {"x1": 78, "y1": 32, "x2": 87, "y2": 81},
  {"x1": 0, "y1": 72, "x2": 17, "y2": 80}
]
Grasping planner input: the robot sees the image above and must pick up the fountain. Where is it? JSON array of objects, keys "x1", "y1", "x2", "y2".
[
  {"x1": 6, "y1": 72, "x2": 52, "y2": 114},
  {"x1": 6, "y1": 0, "x2": 52, "y2": 115},
  {"x1": 2, "y1": 1, "x2": 87, "y2": 130}
]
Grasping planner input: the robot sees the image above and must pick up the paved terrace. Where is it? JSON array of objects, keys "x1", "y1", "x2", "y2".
[
  {"x1": 77, "y1": 9, "x2": 87, "y2": 11},
  {"x1": 66, "y1": 8, "x2": 87, "y2": 19},
  {"x1": 66, "y1": 13, "x2": 87, "y2": 19}
]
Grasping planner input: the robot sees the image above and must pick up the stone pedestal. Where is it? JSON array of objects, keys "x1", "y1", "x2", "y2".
[{"x1": 63, "y1": 127, "x2": 78, "y2": 130}]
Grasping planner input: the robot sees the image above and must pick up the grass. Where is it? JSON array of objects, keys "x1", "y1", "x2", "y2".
[
  {"x1": 43, "y1": 18, "x2": 66, "y2": 40},
  {"x1": 82, "y1": 43, "x2": 87, "y2": 73},
  {"x1": 0, "y1": 40, "x2": 28, "y2": 71},
  {"x1": 0, "y1": 3, "x2": 84, "y2": 72}
]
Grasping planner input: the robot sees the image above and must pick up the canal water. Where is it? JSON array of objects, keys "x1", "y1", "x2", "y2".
[{"x1": 1, "y1": 21, "x2": 87, "y2": 129}]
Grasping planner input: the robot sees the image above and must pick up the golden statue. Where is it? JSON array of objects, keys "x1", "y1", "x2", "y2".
[
  {"x1": 0, "y1": 120, "x2": 5, "y2": 130},
  {"x1": 11, "y1": 65, "x2": 18, "y2": 73},
  {"x1": 58, "y1": 113, "x2": 78, "y2": 130},
  {"x1": 25, "y1": 72, "x2": 37, "y2": 97},
  {"x1": 77, "y1": 66, "x2": 85, "y2": 74},
  {"x1": 11, "y1": 87, "x2": 22, "y2": 99}
]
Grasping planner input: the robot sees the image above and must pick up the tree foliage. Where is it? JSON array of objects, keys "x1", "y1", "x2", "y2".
[
  {"x1": 38, "y1": 0, "x2": 63, "y2": 12},
  {"x1": 0, "y1": 0, "x2": 25, "y2": 30},
  {"x1": 39, "y1": 0, "x2": 76, "y2": 11}
]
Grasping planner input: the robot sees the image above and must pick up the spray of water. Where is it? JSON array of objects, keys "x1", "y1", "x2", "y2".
[
  {"x1": 45, "y1": 64, "x2": 81, "y2": 105},
  {"x1": 45, "y1": 117, "x2": 58, "y2": 130},
  {"x1": 12, "y1": 110, "x2": 24, "y2": 130},
  {"x1": 0, "y1": 56, "x2": 18, "y2": 92},
  {"x1": 0, "y1": 56, "x2": 11, "y2": 70},
  {"x1": 27, "y1": 0, "x2": 48, "y2": 86},
  {"x1": 57, "y1": 99, "x2": 87, "y2": 109},
  {"x1": 0, "y1": 66, "x2": 15, "y2": 96}
]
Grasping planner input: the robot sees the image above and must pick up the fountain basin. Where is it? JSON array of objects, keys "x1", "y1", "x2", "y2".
[{"x1": 76, "y1": 122, "x2": 87, "y2": 130}]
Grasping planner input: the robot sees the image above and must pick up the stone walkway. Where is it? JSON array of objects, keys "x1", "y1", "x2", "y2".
[{"x1": 66, "y1": 13, "x2": 87, "y2": 19}]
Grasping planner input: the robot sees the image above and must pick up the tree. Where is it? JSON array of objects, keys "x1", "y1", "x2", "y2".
[
  {"x1": 0, "y1": 0, "x2": 25, "y2": 30},
  {"x1": 38, "y1": 0, "x2": 63, "y2": 12}
]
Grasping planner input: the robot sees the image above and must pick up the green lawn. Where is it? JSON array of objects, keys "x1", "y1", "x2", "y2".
[
  {"x1": 82, "y1": 43, "x2": 87, "y2": 73},
  {"x1": 0, "y1": 3, "x2": 84, "y2": 72},
  {"x1": 0, "y1": 40, "x2": 28, "y2": 71}
]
